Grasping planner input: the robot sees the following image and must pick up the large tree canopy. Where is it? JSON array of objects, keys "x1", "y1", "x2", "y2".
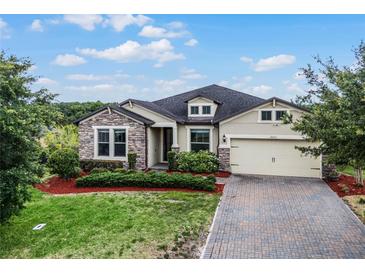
[
  {"x1": 289, "y1": 42, "x2": 365, "y2": 185},
  {"x1": 0, "y1": 52, "x2": 61, "y2": 223},
  {"x1": 53, "y1": 101, "x2": 107, "y2": 125}
]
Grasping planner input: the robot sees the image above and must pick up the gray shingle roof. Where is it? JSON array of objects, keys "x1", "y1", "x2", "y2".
[
  {"x1": 74, "y1": 104, "x2": 155, "y2": 125},
  {"x1": 152, "y1": 84, "x2": 266, "y2": 123}
]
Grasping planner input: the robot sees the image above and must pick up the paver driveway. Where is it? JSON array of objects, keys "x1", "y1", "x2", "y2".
[{"x1": 202, "y1": 175, "x2": 365, "y2": 259}]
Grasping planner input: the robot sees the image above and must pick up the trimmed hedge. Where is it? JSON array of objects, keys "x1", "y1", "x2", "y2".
[
  {"x1": 176, "y1": 151, "x2": 219, "y2": 173},
  {"x1": 80, "y1": 159, "x2": 124, "y2": 172},
  {"x1": 76, "y1": 171, "x2": 216, "y2": 191},
  {"x1": 48, "y1": 148, "x2": 80, "y2": 179}
]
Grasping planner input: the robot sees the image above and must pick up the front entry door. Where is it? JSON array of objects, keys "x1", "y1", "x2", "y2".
[{"x1": 163, "y1": 128, "x2": 173, "y2": 161}]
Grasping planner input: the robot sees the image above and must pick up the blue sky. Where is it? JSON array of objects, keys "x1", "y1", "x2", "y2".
[{"x1": 0, "y1": 14, "x2": 364, "y2": 102}]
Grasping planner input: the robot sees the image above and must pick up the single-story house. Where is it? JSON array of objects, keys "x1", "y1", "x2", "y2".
[{"x1": 75, "y1": 84, "x2": 321, "y2": 178}]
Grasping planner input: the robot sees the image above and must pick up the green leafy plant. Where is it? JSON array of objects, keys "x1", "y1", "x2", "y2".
[
  {"x1": 80, "y1": 159, "x2": 124, "y2": 172},
  {"x1": 76, "y1": 171, "x2": 216, "y2": 191},
  {"x1": 43, "y1": 125, "x2": 79, "y2": 154},
  {"x1": 358, "y1": 197, "x2": 365, "y2": 204},
  {"x1": 176, "y1": 151, "x2": 219, "y2": 173},
  {"x1": 128, "y1": 152, "x2": 137, "y2": 170},
  {"x1": 114, "y1": 168, "x2": 126, "y2": 173},
  {"x1": 48, "y1": 148, "x2": 80, "y2": 179},
  {"x1": 90, "y1": 167, "x2": 109, "y2": 174},
  {"x1": 167, "y1": 151, "x2": 177, "y2": 170}
]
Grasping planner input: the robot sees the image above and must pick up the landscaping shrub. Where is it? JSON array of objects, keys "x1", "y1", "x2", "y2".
[
  {"x1": 80, "y1": 159, "x2": 124, "y2": 172},
  {"x1": 48, "y1": 148, "x2": 80, "y2": 179},
  {"x1": 176, "y1": 151, "x2": 219, "y2": 173},
  {"x1": 167, "y1": 151, "x2": 177, "y2": 170},
  {"x1": 128, "y1": 153, "x2": 137, "y2": 170},
  {"x1": 76, "y1": 171, "x2": 216, "y2": 191},
  {"x1": 90, "y1": 167, "x2": 109, "y2": 174}
]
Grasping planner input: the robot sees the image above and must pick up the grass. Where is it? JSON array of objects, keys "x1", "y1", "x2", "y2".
[
  {"x1": 0, "y1": 188, "x2": 219, "y2": 258},
  {"x1": 343, "y1": 195, "x2": 365, "y2": 224},
  {"x1": 337, "y1": 165, "x2": 365, "y2": 177}
]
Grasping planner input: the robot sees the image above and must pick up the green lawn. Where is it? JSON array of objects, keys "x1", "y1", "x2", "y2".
[
  {"x1": 337, "y1": 165, "x2": 365, "y2": 177},
  {"x1": 0, "y1": 188, "x2": 219, "y2": 259}
]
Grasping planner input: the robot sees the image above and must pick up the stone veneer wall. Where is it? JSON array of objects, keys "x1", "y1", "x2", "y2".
[
  {"x1": 218, "y1": 147, "x2": 230, "y2": 171},
  {"x1": 78, "y1": 110, "x2": 147, "y2": 169}
]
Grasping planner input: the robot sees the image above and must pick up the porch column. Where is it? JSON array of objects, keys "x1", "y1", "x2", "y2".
[{"x1": 171, "y1": 124, "x2": 179, "y2": 151}]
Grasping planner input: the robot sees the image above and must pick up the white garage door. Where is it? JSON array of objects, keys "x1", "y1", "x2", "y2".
[{"x1": 230, "y1": 139, "x2": 321, "y2": 178}]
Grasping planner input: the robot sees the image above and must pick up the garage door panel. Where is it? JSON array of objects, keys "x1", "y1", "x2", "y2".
[{"x1": 230, "y1": 139, "x2": 321, "y2": 178}]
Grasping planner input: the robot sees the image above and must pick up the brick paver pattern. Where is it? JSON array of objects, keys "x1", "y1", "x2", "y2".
[{"x1": 203, "y1": 175, "x2": 365, "y2": 259}]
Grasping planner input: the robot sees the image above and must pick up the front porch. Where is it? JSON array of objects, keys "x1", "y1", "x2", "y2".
[{"x1": 147, "y1": 125, "x2": 178, "y2": 168}]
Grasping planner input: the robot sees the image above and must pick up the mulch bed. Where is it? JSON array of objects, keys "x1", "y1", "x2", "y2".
[
  {"x1": 165, "y1": 170, "x2": 231, "y2": 178},
  {"x1": 35, "y1": 175, "x2": 224, "y2": 195},
  {"x1": 326, "y1": 174, "x2": 365, "y2": 197}
]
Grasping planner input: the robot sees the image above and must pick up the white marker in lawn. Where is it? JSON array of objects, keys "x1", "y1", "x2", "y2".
[{"x1": 32, "y1": 223, "x2": 46, "y2": 230}]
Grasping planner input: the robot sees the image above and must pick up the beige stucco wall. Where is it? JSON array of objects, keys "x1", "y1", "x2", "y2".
[
  {"x1": 147, "y1": 127, "x2": 161, "y2": 167},
  {"x1": 219, "y1": 102, "x2": 304, "y2": 144},
  {"x1": 122, "y1": 103, "x2": 174, "y2": 123}
]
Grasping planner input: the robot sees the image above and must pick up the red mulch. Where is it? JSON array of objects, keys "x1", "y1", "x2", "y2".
[
  {"x1": 165, "y1": 170, "x2": 231, "y2": 178},
  {"x1": 35, "y1": 175, "x2": 224, "y2": 195},
  {"x1": 326, "y1": 174, "x2": 365, "y2": 197}
]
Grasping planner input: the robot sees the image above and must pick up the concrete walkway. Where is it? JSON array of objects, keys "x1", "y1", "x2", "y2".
[{"x1": 202, "y1": 175, "x2": 365, "y2": 259}]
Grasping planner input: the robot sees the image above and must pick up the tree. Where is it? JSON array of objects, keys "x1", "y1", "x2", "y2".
[
  {"x1": 43, "y1": 124, "x2": 79, "y2": 154},
  {"x1": 288, "y1": 42, "x2": 365, "y2": 186},
  {"x1": 53, "y1": 101, "x2": 107, "y2": 125},
  {"x1": 0, "y1": 52, "x2": 61, "y2": 223}
]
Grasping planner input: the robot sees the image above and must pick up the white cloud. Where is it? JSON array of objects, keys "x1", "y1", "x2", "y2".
[
  {"x1": 36, "y1": 77, "x2": 57, "y2": 85},
  {"x1": 52, "y1": 54, "x2": 86, "y2": 66},
  {"x1": 66, "y1": 74, "x2": 111, "y2": 81},
  {"x1": 77, "y1": 39, "x2": 184, "y2": 67},
  {"x1": 241, "y1": 54, "x2": 296, "y2": 72},
  {"x1": 283, "y1": 80, "x2": 304, "y2": 94},
  {"x1": 30, "y1": 19, "x2": 44, "y2": 32},
  {"x1": 103, "y1": 14, "x2": 152, "y2": 32},
  {"x1": 167, "y1": 21, "x2": 185, "y2": 29},
  {"x1": 218, "y1": 75, "x2": 253, "y2": 90},
  {"x1": 240, "y1": 56, "x2": 253, "y2": 63},
  {"x1": 155, "y1": 79, "x2": 186, "y2": 92},
  {"x1": 65, "y1": 83, "x2": 136, "y2": 93},
  {"x1": 63, "y1": 15, "x2": 104, "y2": 31},
  {"x1": 139, "y1": 25, "x2": 188, "y2": 39},
  {"x1": 184, "y1": 38, "x2": 198, "y2": 47},
  {"x1": 180, "y1": 68, "x2": 206, "y2": 80},
  {"x1": 0, "y1": 18, "x2": 10, "y2": 39},
  {"x1": 250, "y1": 85, "x2": 273, "y2": 95}
]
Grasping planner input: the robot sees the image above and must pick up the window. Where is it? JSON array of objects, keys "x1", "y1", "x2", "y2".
[
  {"x1": 97, "y1": 129, "x2": 109, "y2": 156},
  {"x1": 261, "y1": 110, "x2": 272, "y2": 121},
  {"x1": 275, "y1": 110, "x2": 286, "y2": 121},
  {"x1": 190, "y1": 129, "x2": 210, "y2": 152},
  {"x1": 202, "y1": 105, "x2": 211, "y2": 115},
  {"x1": 95, "y1": 127, "x2": 128, "y2": 159},
  {"x1": 114, "y1": 129, "x2": 126, "y2": 157},
  {"x1": 190, "y1": 106, "x2": 199, "y2": 115}
]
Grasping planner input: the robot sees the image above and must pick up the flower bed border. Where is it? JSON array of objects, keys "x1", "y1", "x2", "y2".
[{"x1": 326, "y1": 174, "x2": 365, "y2": 197}]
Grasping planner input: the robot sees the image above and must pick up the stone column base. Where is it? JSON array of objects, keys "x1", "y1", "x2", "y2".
[{"x1": 218, "y1": 146, "x2": 230, "y2": 171}]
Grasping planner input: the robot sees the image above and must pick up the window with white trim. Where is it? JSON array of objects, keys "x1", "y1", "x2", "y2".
[
  {"x1": 190, "y1": 129, "x2": 210, "y2": 152},
  {"x1": 95, "y1": 127, "x2": 127, "y2": 159},
  {"x1": 202, "y1": 105, "x2": 211, "y2": 115},
  {"x1": 261, "y1": 110, "x2": 272, "y2": 121},
  {"x1": 190, "y1": 106, "x2": 199, "y2": 115},
  {"x1": 97, "y1": 129, "x2": 110, "y2": 156},
  {"x1": 113, "y1": 129, "x2": 126, "y2": 157}
]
